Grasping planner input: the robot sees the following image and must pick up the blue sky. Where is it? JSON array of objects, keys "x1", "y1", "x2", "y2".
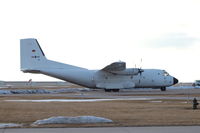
[{"x1": 0, "y1": 0, "x2": 199, "y2": 82}]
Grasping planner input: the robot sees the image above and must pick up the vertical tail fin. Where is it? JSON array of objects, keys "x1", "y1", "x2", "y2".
[
  {"x1": 20, "y1": 38, "x2": 85, "y2": 74},
  {"x1": 20, "y1": 38, "x2": 47, "y2": 72}
]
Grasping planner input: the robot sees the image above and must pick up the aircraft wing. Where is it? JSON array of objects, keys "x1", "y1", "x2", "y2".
[{"x1": 102, "y1": 61, "x2": 126, "y2": 72}]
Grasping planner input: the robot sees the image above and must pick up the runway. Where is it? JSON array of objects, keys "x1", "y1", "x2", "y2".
[{"x1": 1, "y1": 126, "x2": 200, "y2": 133}]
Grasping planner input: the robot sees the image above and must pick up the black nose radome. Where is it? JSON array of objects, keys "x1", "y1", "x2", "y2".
[{"x1": 173, "y1": 77, "x2": 178, "y2": 85}]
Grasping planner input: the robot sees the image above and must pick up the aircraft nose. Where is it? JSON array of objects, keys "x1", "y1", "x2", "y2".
[{"x1": 173, "y1": 77, "x2": 178, "y2": 85}]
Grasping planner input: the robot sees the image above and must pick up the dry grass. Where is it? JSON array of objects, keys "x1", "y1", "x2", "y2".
[{"x1": 0, "y1": 97, "x2": 200, "y2": 127}]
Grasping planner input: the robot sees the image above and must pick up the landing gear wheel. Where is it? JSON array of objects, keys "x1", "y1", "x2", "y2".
[
  {"x1": 160, "y1": 87, "x2": 166, "y2": 91},
  {"x1": 104, "y1": 89, "x2": 112, "y2": 92},
  {"x1": 112, "y1": 89, "x2": 120, "y2": 92},
  {"x1": 104, "y1": 89, "x2": 120, "y2": 92}
]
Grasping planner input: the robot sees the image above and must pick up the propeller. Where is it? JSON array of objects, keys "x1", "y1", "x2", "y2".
[
  {"x1": 138, "y1": 68, "x2": 144, "y2": 75},
  {"x1": 133, "y1": 59, "x2": 144, "y2": 76},
  {"x1": 138, "y1": 58, "x2": 144, "y2": 76}
]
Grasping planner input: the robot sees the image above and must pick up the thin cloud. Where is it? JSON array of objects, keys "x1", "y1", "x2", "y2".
[{"x1": 148, "y1": 33, "x2": 199, "y2": 48}]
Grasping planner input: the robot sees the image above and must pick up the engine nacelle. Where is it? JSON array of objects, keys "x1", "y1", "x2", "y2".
[{"x1": 110, "y1": 68, "x2": 141, "y2": 75}]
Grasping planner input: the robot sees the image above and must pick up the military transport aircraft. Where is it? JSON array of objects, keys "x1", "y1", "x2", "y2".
[{"x1": 20, "y1": 38, "x2": 178, "y2": 92}]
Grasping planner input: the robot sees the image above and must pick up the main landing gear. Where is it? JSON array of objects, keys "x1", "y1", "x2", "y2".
[
  {"x1": 160, "y1": 87, "x2": 166, "y2": 91},
  {"x1": 104, "y1": 89, "x2": 120, "y2": 92}
]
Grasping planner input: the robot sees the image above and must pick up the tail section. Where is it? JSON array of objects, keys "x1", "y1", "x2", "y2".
[
  {"x1": 20, "y1": 38, "x2": 48, "y2": 72},
  {"x1": 20, "y1": 38, "x2": 84, "y2": 73},
  {"x1": 20, "y1": 38, "x2": 89, "y2": 86}
]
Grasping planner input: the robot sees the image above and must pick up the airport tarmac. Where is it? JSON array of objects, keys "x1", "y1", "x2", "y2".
[
  {"x1": 2, "y1": 88, "x2": 199, "y2": 103},
  {"x1": 0, "y1": 126, "x2": 200, "y2": 133}
]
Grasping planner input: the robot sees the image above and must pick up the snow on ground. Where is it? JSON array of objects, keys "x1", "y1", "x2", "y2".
[
  {"x1": 0, "y1": 90, "x2": 11, "y2": 94},
  {"x1": 149, "y1": 101, "x2": 163, "y2": 103},
  {"x1": 5, "y1": 98, "x2": 152, "y2": 103},
  {"x1": 0, "y1": 86, "x2": 199, "y2": 95},
  {"x1": 0, "y1": 88, "x2": 90, "y2": 94},
  {"x1": 0, "y1": 89, "x2": 50, "y2": 94},
  {"x1": 53, "y1": 88, "x2": 90, "y2": 93},
  {"x1": 32, "y1": 116, "x2": 113, "y2": 125},
  {"x1": 0, "y1": 123, "x2": 22, "y2": 128},
  {"x1": 122, "y1": 86, "x2": 200, "y2": 91},
  {"x1": 167, "y1": 86, "x2": 200, "y2": 89}
]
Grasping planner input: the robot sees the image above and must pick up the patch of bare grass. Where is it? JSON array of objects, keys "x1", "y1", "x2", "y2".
[{"x1": 0, "y1": 98, "x2": 200, "y2": 127}]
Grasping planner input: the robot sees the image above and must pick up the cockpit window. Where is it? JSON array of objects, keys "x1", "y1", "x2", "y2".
[{"x1": 163, "y1": 70, "x2": 169, "y2": 76}]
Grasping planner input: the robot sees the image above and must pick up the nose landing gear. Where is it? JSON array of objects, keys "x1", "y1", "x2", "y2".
[{"x1": 104, "y1": 89, "x2": 120, "y2": 92}]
